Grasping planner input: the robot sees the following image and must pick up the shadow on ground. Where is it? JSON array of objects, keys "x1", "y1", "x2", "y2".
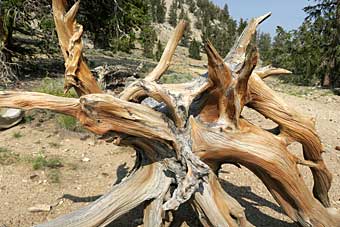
[
  {"x1": 220, "y1": 179, "x2": 298, "y2": 227},
  {"x1": 62, "y1": 164, "x2": 297, "y2": 226}
]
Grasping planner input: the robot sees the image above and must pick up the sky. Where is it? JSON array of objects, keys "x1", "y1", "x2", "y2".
[{"x1": 212, "y1": 0, "x2": 311, "y2": 36}]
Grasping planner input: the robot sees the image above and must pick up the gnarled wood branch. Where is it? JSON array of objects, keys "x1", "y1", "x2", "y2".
[
  {"x1": 52, "y1": 0, "x2": 102, "y2": 95},
  {"x1": 0, "y1": 4, "x2": 338, "y2": 227}
]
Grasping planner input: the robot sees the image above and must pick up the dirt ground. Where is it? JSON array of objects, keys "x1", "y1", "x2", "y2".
[{"x1": 0, "y1": 77, "x2": 339, "y2": 227}]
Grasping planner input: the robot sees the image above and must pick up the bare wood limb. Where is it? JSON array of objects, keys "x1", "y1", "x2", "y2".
[
  {"x1": 34, "y1": 162, "x2": 172, "y2": 227},
  {"x1": 220, "y1": 12, "x2": 332, "y2": 208},
  {"x1": 0, "y1": 91, "x2": 79, "y2": 116},
  {"x1": 192, "y1": 172, "x2": 249, "y2": 227},
  {"x1": 0, "y1": 91, "x2": 175, "y2": 142},
  {"x1": 247, "y1": 74, "x2": 332, "y2": 207},
  {"x1": 145, "y1": 20, "x2": 187, "y2": 82},
  {"x1": 143, "y1": 180, "x2": 171, "y2": 227},
  {"x1": 52, "y1": 0, "x2": 102, "y2": 95},
  {"x1": 225, "y1": 12, "x2": 271, "y2": 72},
  {"x1": 190, "y1": 117, "x2": 340, "y2": 226},
  {"x1": 120, "y1": 20, "x2": 187, "y2": 101},
  {"x1": 255, "y1": 65, "x2": 292, "y2": 79}
]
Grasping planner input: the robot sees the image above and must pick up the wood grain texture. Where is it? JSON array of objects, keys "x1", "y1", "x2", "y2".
[{"x1": 0, "y1": 6, "x2": 339, "y2": 227}]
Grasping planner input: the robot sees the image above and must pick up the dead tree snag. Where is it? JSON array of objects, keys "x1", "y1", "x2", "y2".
[{"x1": 0, "y1": 1, "x2": 339, "y2": 226}]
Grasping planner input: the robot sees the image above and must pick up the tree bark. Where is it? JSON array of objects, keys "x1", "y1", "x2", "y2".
[{"x1": 0, "y1": 2, "x2": 339, "y2": 227}]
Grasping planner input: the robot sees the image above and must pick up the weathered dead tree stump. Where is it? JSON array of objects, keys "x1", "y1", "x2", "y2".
[{"x1": 0, "y1": 1, "x2": 339, "y2": 226}]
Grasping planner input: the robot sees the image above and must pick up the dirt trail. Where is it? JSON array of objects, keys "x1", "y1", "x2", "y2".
[{"x1": 0, "y1": 79, "x2": 339, "y2": 227}]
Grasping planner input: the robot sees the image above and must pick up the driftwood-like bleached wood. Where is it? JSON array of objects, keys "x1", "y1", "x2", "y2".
[
  {"x1": 0, "y1": 1, "x2": 339, "y2": 226},
  {"x1": 52, "y1": 0, "x2": 102, "y2": 95}
]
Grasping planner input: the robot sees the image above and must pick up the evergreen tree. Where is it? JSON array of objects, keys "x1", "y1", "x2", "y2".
[
  {"x1": 155, "y1": 40, "x2": 164, "y2": 61},
  {"x1": 257, "y1": 32, "x2": 272, "y2": 64},
  {"x1": 237, "y1": 18, "x2": 248, "y2": 35},
  {"x1": 150, "y1": 0, "x2": 166, "y2": 23},
  {"x1": 168, "y1": 1, "x2": 178, "y2": 27},
  {"x1": 140, "y1": 24, "x2": 157, "y2": 58},
  {"x1": 303, "y1": 0, "x2": 340, "y2": 87},
  {"x1": 79, "y1": 0, "x2": 149, "y2": 50},
  {"x1": 179, "y1": 9, "x2": 192, "y2": 47},
  {"x1": 157, "y1": 0, "x2": 166, "y2": 23},
  {"x1": 271, "y1": 26, "x2": 293, "y2": 70},
  {"x1": 187, "y1": 0, "x2": 196, "y2": 13},
  {"x1": 223, "y1": 3, "x2": 230, "y2": 19},
  {"x1": 189, "y1": 39, "x2": 201, "y2": 60}
]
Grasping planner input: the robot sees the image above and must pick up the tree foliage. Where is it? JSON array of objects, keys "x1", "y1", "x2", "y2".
[
  {"x1": 150, "y1": 0, "x2": 166, "y2": 23},
  {"x1": 188, "y1": 38, "x2": 201, "y2": 60},
  {"x1": 140, "y1": 24, "x2": 157, "y2": 58},
  {"x1": 168, "y1": 1, "x2": 178, "y2": 27},
  {"x1": 270, "y1": 0, "x2": 340, "y2": 87},
  {"x1": 196, "y1": 0, "x2": 237, "y2": 56},
  {"x1": 257, "y1": 32, "x2": 272, "y2": 65}
]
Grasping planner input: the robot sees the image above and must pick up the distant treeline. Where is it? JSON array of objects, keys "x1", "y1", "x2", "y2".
[
  {"x1": 0, "y1": 0, "x2": 339, "y2": 87},
  {"x1": 257, "y1": 0, "x2": 340, "y2": 88}
]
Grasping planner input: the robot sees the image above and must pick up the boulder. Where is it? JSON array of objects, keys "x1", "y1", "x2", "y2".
[{"x1": 0, "y1": 108, "x2": 24, "y2": 129}]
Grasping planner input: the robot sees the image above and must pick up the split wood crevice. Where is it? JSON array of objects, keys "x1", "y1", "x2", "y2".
[{"x1": 0, "y1": 1, "x2": 339, "y2": 226}]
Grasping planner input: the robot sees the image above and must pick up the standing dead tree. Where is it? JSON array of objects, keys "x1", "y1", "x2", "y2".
[{"x1": 0, "y1": 1, "x2": 339, "y2": 226}]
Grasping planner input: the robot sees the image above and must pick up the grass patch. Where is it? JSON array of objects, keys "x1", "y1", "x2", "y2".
[
  {"x1": 34, "y1": 77, "x2": 77, "y2": 98},
  {"x1": 32, "y1": 154, "x2": 63, "y2": 170},
  {"x1": 24, "y1": 115, "x2": 34, "y2": 123},
  {"x1": 160, "y1": 73, "x2": 193, "y2": 84},
  {"x1": 47, "y1": 169, "x2": 61, "y2": 183},
  {"x1": 0, "y1": 147, "x2": 10, "y2": 153},
  {"x1": 12, "y1": 132, "x2": 23, "y2": 139},
  {"x1": 0, "y1": 147, "x2": 19, "y2": 165},
  {"x1": 56, "y1": 114, "x2": 82, "y2": 131}
]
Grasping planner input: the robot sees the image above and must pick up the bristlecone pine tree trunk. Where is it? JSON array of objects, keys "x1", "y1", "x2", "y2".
[{"x1": 0, "y1": 1, "x2": 339, "y2": 226}]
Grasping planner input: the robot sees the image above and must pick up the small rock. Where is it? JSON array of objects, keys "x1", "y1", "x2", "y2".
[
  {"x1": 80, "y1": 134, "x2": 90, "y2": 141},
  {"x1": 30, "y1": 174, "x2": 39, "y2": 180},
  {"x1": 335, "y1": 146, "x2": 340, "y2": 151},
  {"x1": 88, "y1": 141, "x2": 96, "y2": 146},
  {"x1": 28, "y1": 204, "x2": 51, "y2": 212},
  {"x1": 82, "y1": 157, "x2": 90, "y2": 162}
]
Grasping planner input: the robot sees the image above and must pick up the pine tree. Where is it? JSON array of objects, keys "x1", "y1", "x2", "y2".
[
  {"x1": 150, "y1": 0, "x2": 166, "y2": 23},
  {"x1": 223, "y1": 4, "x2": 229, "y2": 18},
  {"x1": 168, "y1": 1, "x2": 178, "y2": 27},
  {"x1": 303, "y1": 0, "x2": 340, "y2": 87},
  {"x1": 271, "y1": 26, "x2": 293, "y2": 70},
  {"x1": 257, "y1": 32, "x2": 272, "y2": 64},
  {"x1": 156, "y1": 0, "x2": 166, "y2": 23},
  {"x1": 187, "y1": 0, "x2": 196, "y2": 13},
  {"x1": 189, "y1": 38, "x2": 201, "y2": 60},
  {"x1": 155, "y1": 40, "x2": 164, "y2": 61},
  {"x1": 140, "y1": 24, "x2": 156, "y2": 58},
  {"x1": 179, "y1": 8, "x2": 192, "y2": 47},
  {"x1": 237, "y1": 18, "x2": 247, "y2": 35}
]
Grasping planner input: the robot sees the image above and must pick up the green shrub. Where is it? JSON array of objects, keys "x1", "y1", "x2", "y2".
[
  {"x1": 160, "y1": 73, "x2": 193, "y2": 84},
  {"x1": 32, "y1": 154, "x2": 63, "y2": 170},
  {"x1": 12, "y1": 132, "x2": 23, "y2": 139},
  {"x1": 189, "y1": 39, "x2": 201, "y2": 60},
  {"x1": 34, "y1": 77, "x2": 77, "y2": 98},
  {"x1": 56, "y1": 114, "x2": 82, "y2": 131}
]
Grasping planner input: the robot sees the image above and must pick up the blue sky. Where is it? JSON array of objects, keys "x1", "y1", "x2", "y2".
[{"x1": 212, "y1": 0, "x2": 311, "y2": 36}]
